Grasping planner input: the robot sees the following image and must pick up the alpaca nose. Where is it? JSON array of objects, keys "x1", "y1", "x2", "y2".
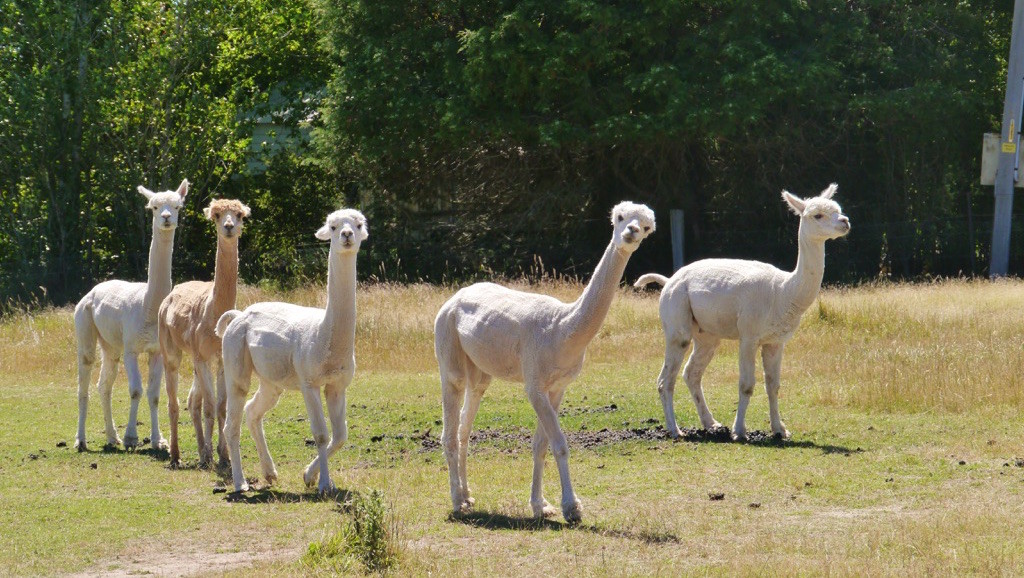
[
  {"x1": 161, "y1": 210, "x2": 172, "y2": 223},
  {"x1": 341, "y1": 229, "x2": 353, "y2": 240},
  {"x1": 627, "y1": 224, "x2": 641, "y2": 235},
  {"x1": 224, "y1": 222, "x2": 234, "y2": 232}
]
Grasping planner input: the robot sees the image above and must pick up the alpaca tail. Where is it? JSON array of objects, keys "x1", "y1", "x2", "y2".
[
  {"x1": 215, "y1": 310, "x2": 241, "y2": 338},
  {"x1": 633, "y1": 273, "x2": 669, "y2": 288}
]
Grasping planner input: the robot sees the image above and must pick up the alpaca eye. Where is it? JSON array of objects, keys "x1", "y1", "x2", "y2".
[
  {"x1": 643, "y1": 226, "x2": 651, "y2": 232},
  {"x1": 330, "y1": 226, "x2": 336, "y2": 231},
  {"x1": 357, "y1": 223, "x2": 363, "y2": 229},
  {"x1": 814, "y1": 214, "x2": 823, "y2": 220},
  {"x1": 236, "y1": 212, "x2": 243, "y2": 219},
  {"x1": 214, "y1": 213, "x2": 220, "y2": 220},
  {"x1": 617, "y1": 215, "x2": 623, "y2": 222}
]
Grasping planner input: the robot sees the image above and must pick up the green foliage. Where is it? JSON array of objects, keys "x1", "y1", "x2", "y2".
[{"x1": 304, "y1": 489, "x2": 400, "y2": 574}]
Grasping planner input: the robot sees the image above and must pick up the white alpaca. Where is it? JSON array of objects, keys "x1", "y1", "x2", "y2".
[
  {"x1": 74, "y1": 179, "x2": 189, "y2": 451},
  {"x1": 434, "y1": 202, "x2": 655, "y2": 523},
  {"x1": 159, "y1": 198, "x2": 251, "y2": 468},
  {"x1": 634, "y1": 184, "x2": 849, "y2": 441},
  {"x1": 217, "y1": 208, "x2": 368, "y2": 493}
]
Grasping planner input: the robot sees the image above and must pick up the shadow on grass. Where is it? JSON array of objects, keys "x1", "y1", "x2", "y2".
[
  {"x1": 224, "y1": 487, "x2": 356, "y2": 505},
  {"x1": 678, "y1": 426, "x2": 861, "y2": 455},
  {"x1": 450, "y1": 511, "x2": 680, "y2": 544}
]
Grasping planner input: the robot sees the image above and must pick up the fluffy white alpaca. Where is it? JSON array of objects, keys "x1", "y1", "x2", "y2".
[
  {"x1": 159, "y1": 198, "x2": 251, "y2": 468},
  {"x1": 635, "y1": 184, "x2": 849, "y2": 441},
  {"x1": 217, "y1": 208, "x2": 368, "y2": 493},
  {"x1": 74, "y1": 179, "x2": 189, "y2": 451},
  {"x1": 434, "y1": 202, "x2": 655, "y2": 523}
]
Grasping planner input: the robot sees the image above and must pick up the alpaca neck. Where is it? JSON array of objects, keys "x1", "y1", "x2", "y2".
[
  {"x1": 561, "y1": 241, "x2": 630, "y2": 355},
  {"x1": 142, "y1": 227, "x2": 175, "y2": 321},
  {"x1": 208, "y1": 235, "x2": 239, "y2": 316},
  {"x1": 321, "y1": 250, "x2": 357, "y2": 355},
  {"x1": 783, "y1": 225, "x2": 826, "y2": 312}
]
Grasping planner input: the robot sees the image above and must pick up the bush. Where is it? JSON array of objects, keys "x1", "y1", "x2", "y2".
[{"x1": 303, "y1": 489, "x2": 400, "y2": 574}]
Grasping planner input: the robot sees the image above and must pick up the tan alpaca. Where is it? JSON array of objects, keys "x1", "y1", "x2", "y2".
[{"x1": 158, "y1": 199, "x2": 250, "y2": 467}]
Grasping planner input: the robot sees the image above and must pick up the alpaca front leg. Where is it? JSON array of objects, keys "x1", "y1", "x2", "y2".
[
  {"x1": 731, "y1": 340, "x2": 759, "y2": 441},
  {"x1": 215, "y1": 364, "x2": 229, "y2": 467},
  {"x1": 245, "y1": 385, "x2": 283, "y2": 486},
  {"x1": 762, "y1": 343, "x2": 789, "y2": 438},
  {"x1": 96, "y1": 350, "x2": 121, "y2": 447},
  {"x1": 122, "y1": 353, "x2": 144, "y2": 449},
  {"x1": 527, "y1": 386, "x2": 581, "y2": 524},
  {"x1": 194, "y1": 359, "x2": 218, "y2": 465},
  {"x1": 164, "y1": 356, "x2": 182, "y2": 466},
  {"x1": 304, "y1": 378, "x2": 349, "y2": 487},
  {"x1": 300, "y1": 385, "x2": 334, "y2": 493},
  {"x1": 146, "y1": 353, "x2": 167, "y2": 450}
]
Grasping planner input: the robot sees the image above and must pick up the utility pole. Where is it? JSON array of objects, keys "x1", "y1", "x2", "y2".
[{"x1": 990, "y1": 0, "x2": 1024, "y2": 277}]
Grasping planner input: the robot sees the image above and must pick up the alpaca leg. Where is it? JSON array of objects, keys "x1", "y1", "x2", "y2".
[
  {"x1": 223, "y1": 363, "x2": 252, "y2": 492},
  {"x1": 194, "y1": 359, "x2": 217, "y2": 466},
  {"x1": 303, "y1": 375, "x2": 351, "y2": 487},
  {"x1": 186, "y1": 371, "x2": 206, "y2": 465},
  {"x1": 440, "y1": 374, "x2": 468, "y2": 513},
  {"x1": 96, "y1": 348, "x2": 122, "y2": 447},
  {"x1": 683, "y1": 336, "x2": 722, "y2": 431},
  {"x1": 527, "y1": 385, "x2": 581, "y2": 523},
  {"x1": 456, "y1": 376, "x2": 488, "y2": 508},
  {"x1": 656, "y1": 339, "x2": 690, "y2": 438},
  {"x1": 122, "y1": 353, "x2": 144, "y2": 449},
  {"x1": 163, "y1": 348, "x2": 182, "y2": 466},
  {"x1": 762, "y1": 343, "x2": 789, "y2": 438},
  {"x1": 529, "y1": 388, "x2": 565, "y2": 518},
  {"x1": 731, "y1": 339, "x2": 759, "y2": 441},
  {"x1": 146, "y1": 353, "x2": 167, "y2": 450},
  {"x1": 74, "y1": 311, "x2": 98, "y2": 452},
  {"x1": 245, "y1": 383, "x2": 283, "y2": 486},
  {"x1": 215, "y1": 363, "x2": 229, "y2": 467},
  {"x1": 299, "y1": 384, "x2": 334, "y2": 493}
]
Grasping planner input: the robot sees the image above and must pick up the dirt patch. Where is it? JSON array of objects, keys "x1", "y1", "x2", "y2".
[{"x1": 66, "y1": 546, "x2": 297, "y2": 578}]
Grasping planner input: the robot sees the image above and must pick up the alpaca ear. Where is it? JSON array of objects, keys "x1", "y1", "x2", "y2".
[
  {"x1": 782, "y1": 190, "x2": 805, "y2": 215},
  {"x1": 137, "y1": 185, "x2": 155, "y2": 202},
  {"x1": 819, "y1": 183, "x2": 838, "y2": 199},
  {"x1": 203, "y1": 207, "x2": 213, "y2": 219},
  {"x1": 315, "y1": 225, "x2": 331, "y2": 241},
  {"x1": 240, "y1": 204, "x2": 251, "y2": 218},
  {"x1": 176, "y1": 179, "x2": 189, "y2": 199}
]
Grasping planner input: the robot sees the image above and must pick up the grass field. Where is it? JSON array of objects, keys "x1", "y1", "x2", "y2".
[{"x1": 2, "y1": 279, "x2": 1024, "y2": 576}]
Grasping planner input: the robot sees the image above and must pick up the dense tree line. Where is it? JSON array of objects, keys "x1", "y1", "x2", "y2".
[{"x1": 0, "y1": 0, "x2": 1015, "y2": 309}]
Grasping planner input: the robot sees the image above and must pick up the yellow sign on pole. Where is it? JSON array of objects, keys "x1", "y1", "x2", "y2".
[{"x1": 1003, "y1": 141, "x2": 1017, "y2": 153}]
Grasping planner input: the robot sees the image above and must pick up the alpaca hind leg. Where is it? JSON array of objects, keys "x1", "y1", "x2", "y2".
[
  {"x1": 299, "y1": 384, "x2": 333, "y2": 493},
  {"x1": 440, "y1": 373, "x2": 468, "y2": 513},
  {"x1": 731, "y1": 339, "x2": 759, "y2": 441},
  {"x1": 657, "y1": 338, "x2": 690, "y2": 438},
  {"x1": 529, "y1": 388, "x2": 566, "y2": 518},
  {"x1": 456, "y1": 373, "x2": 489, "y2": 508},
  {"x1": 215, "y1": 363, "x2": 229, "y2": 467},
  {"x1": 223, "y1": 361, "x2": 252, "y2": 492},
  {"x1": 194, "y1": 359, "x2": 217, "y2": 466},
  {"x1": 683, "y1": 336, "x2": 722, "y2": 431},
  {"x1": 163, "y1": 347, "x2": 183, "y2": 465},
  {"x1": 186, "y1": 371, "x2": 207, "y2": 465},
  {"x1": 74, "y1": 309, "x2": 98, "y2": 451},
  {"x1": 304, "y1": 375, "x2": 351, "y2": 487},
  {"x1": 245, "y1": 383, "x2": 283, "y2": 485},
  {"x1": 146, "y1": 353, "x2": 167, "y2": 450},
  {"x1": 527, "y1": 385, "x2": 580, "y2": 523},
  {"x1": 96, "y1": 347, "x2": 122, "y2": 447},
  {"x1": 762, "y1": 343, "x2": 789, "y2": 438},
  {"x1": 122, "y1": 353, "x2": 144, "y2": 449}
]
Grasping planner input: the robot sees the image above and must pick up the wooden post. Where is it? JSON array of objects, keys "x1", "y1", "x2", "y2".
[{"x1": 670, "y1": 209, "x2": 684, "y2": 271}]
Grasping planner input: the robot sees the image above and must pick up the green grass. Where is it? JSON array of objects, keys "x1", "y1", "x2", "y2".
[{"x1": 3, "y1": 280, "x2": 1024, "y2": 575}]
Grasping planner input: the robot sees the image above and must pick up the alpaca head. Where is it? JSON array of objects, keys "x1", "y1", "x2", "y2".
[
  {"x1": 203, "y1": 198, "x2": 251, "y2": 240},
  {"x1": 138, "y1": 179, "x2": 189, "y2": 232},
  {"x1": 782, "y1": 183, "x2": 851, "y2": 242},
  {"x1": 610, "y1": 201, "x2": 656, "y2": 253},
  {"x1": 315, "y1": 208, "x2": 368, "y2": 254}
]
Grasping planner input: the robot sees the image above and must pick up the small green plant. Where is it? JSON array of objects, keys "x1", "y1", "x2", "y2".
[{"x1": 303, "y1": 490, "x2": 400, "y2": 574}]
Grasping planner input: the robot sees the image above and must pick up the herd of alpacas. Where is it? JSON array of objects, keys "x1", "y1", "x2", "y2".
[{"x1": 73, "y1": 179, "x2": 850, "y2": 524}]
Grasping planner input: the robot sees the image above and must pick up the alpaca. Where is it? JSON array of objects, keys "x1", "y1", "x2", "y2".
[
  {"x1": 434, "y1": 202, "x2": 655, "y2": 523},
  {"x1": 158, "y1": 199, "x2": 251, "y2": 468},
  {"x1": 74, "y1": 179, "x2": 189, "y2": 451},
  {"x1": 634, "y1": 184, "x2": 850, "y2": 441},
  {"x1": 217, "y1": 208, "x2": 368, "y2": 493}
]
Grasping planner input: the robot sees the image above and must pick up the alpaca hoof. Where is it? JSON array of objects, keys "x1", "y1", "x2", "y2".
[
  {"x1": 197, "y1": 458, "x2": 212, "y2": 470},
  {"x1": 731, "y1": 430, "x2": 747, "y2": 442},
  {"x1": 123, "y1": 435, "x2": 139, "y2": 450},
  {"x1": 562, "y1": 499, "x2": 583, "y2": 525},
  {"x1": 264, "y1": 471, "x2": 278, "y2": 486},
  {"x1": 317, "y1": 480, "x2": 336, "y2": 495},
  {"x1": 670, "y1": 428, "x2": 684, "y2": 439},
  {"x1": 169, "y1": 458, "x2": 182, "y2": 470},
  {"x1": 773, "y1": 428, "x2": 791, "y2": 440},
  {"x1": 465, "y1": 495, "x2": 475, "y2": 507},
  {"x1": 74, "y1": 439, "x2": 87, "y2": 452},
  {"x1": 153, "y1": 437, "x2": 168, "y2": 451},
  {"x1": 234, "y1": 481, "x2": 249, "y2": 493},
  {"x1": 532, "y1": 500, "x2": 558, "y2": 519},
  {"x1": 303, "y1": 467, "x2": 318, "y2": 488}
]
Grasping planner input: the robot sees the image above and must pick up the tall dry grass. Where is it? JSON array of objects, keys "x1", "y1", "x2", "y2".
[{"x1": 3, "y1": 279, "x2": 1022, "y2": 414}]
